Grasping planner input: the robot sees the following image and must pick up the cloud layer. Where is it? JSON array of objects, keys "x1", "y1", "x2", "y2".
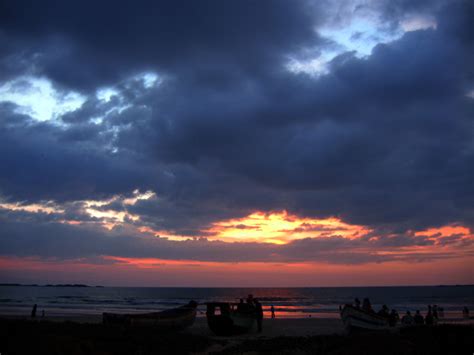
[{"x1": 0, "y1": 0, "x2": 473, "y2": 280}]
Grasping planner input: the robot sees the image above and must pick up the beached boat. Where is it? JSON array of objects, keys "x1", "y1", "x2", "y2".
[
  {"x1": 206, "y1": 302, "x2": 256, "y2": 336},
  {"x1": 103, "y1": 301, "x2": 197, "y2": 330},
  {"x1": 340, "y1": 304, "x2": 390, "y2": 332}
]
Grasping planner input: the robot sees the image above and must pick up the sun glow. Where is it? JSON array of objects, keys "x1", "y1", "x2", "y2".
[{"x1": 207, "y1": 211, "x2": 371, "y2": 244}]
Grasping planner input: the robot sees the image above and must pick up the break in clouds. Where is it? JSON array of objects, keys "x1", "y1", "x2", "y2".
[{"x1": 0, "y1": 0, "x2": 473, "y2": 265}]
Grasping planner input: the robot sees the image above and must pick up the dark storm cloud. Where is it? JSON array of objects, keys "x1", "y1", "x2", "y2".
[
  {"x1": 0, "y1": 0, "x2": 321, "y2": 90},
  {"x1": 139, "y1": 3, "x2": 473, "y2": 231},
  {"x1": 0, "y1": 0, "x2": 473, "y2": 261},
  {"x1": 0, "y1": 103, "x2": 161, "y2": 202}
]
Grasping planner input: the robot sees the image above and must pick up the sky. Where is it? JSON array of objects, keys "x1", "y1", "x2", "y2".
[{"x1": 0, "y1": 0, "x2": 473, "y2": 287}]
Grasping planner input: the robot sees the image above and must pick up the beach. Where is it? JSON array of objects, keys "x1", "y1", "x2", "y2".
[
  {"x1": 1, "y1": 285, "x2": 473, "y2": 354},
  {"x1": 0, "y1": 315, "x2": 345, "y2": 336},
  {"x1": 1, "y1": 316, "x2": 473, "y2": 355}
]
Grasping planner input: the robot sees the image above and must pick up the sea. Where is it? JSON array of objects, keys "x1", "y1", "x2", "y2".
[{"x1": 0, "y1": 285, "x2": 473, "y2": 319}]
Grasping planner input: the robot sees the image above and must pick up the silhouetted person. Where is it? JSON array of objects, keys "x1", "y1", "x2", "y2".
[
  {"x1": 433, "y1": 305, "x2": 439, "y2": 320},
  {"x1": 354, "y1": 298, "x2": 361, "y2": 309},
  {"x1": 362, "y1": 298, "x2": 373, "y2": 313},
  {"x1": 378, "y1": 304, "x2": 389, "y2": 317},
  {"x1": 462, "y1": 306, "x2": 469, "y2": 319},
  {"x1": 414, "y1": 310, "x2": 424, "y2": 325},
  {"x1": 237, "y1": 299, "x2": 245, "y2": 312},
  {"x1": 247, "y1": 294, "x2": 254, "y2": 305},
  {"x1": 271, "y1": 305, "x2": 275, "y2": 319},
  {"x1": 389, "y1": 309, "x2": 399, "y2": 327},
  {"x1": 254, "y1": 299, "x2": 263, "y2": 332},
  {"x1": 425, "y1": 307, "x2": 434, "y2": 325},
  {"x1": 401, "y1": 311, "x2": 414, "y2": 326},
  {"x1": 31, "y1": 304, "x2": 37, "y2": 318}
]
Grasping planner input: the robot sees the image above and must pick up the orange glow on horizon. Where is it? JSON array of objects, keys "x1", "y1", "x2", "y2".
[{"x1": 1, "y1": 255, "x2": 472, "y2": 287}]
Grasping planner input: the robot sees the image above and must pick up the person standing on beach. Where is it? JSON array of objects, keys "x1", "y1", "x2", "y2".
[
  {"x1": 254, "y1": 299, "x2": 263, "y2": 333},
  {"x1": 438, "y1": 307, "x2": 444, "y2": 318},
  {"x1": 362, "y1": 298, "x2": 373, "y2": 313},
  {"x1": 425, "y1": 306, "x2": 434, "y2": 325},
  {"x1": 433, "y1": 305, "x2": 439, "y2": 320},
  {"x1": 271, "y1": 305, "x2": 275, "y2": 319},
  {"x1": 237, "y1": 299, "x2": 245, "y2": 312},
  {"x1": 389, "y1": 309, "x2": 399, "y2": 326},
  {"x1": 378, "y1": 304, "x2": 389, "y2": 317},
  {"x1": 31, "y1": 304, "x2": 37, "y2": 318},
  {"x1": 414, "y1": 310, "x2": 424, "y2": 325},
  {"x1": 463, "y1": 306, "x2": 469, "y2": 319},
  {"x1": 401, "y1": 311, "x2": 414, "y2": 326},
  {"x1": 246, "y1": 294, "x2": 254, "y2": 306}
]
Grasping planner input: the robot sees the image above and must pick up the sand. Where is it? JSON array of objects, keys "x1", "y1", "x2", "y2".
[
  {"x1": 1, "y1": 316, "x2": 473, "y2": 354},
  {"x1": 0, "y1": 315, "x2": 345, "y2": 337},
  {"x1": 185, "y1": 317, "x2": 344, "y2": 338}
]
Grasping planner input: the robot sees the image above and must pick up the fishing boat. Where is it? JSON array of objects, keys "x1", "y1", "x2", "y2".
[
  {"x1": 206, "y1": 302, "x2": 256, "y2": 336},
  {"x1": 340, "y1": 304, "x2": 390, "y2": 332},
  {"x1": 103, "y1": 300, "x2": 198, "y2": 330}
]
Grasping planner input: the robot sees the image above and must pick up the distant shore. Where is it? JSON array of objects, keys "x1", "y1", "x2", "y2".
[
  {"x1": 0, "y1": 283, "x2": 103, "y2": 287},
  {"x1": 0, "y1": 317, "x2": 472, "y2": 354},
  {"x1": 1, "y1": 283, "x2": 473, "y2": 287}
]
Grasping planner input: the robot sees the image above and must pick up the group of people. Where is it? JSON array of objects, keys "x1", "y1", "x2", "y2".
[
  {"x1": 399, "y1": 305, "x2": 441, "y2": 326},
  {"x1": 237, "y1": 294, "x2": 265, "y2": 332},
  {"x1": 353, "y1": 298, "x2": 444, "y2": 327}
]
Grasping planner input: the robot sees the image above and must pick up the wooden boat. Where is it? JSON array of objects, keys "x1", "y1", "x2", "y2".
[
  {"x1": 206, "y1": 302, "x2": 256, "y2": 336},
  {"x1": 103, "y1": 300, "x2": 197, "y2": 330},
  {"x1": 340, "y1": 304, "x2": 390, "y2": 332}
]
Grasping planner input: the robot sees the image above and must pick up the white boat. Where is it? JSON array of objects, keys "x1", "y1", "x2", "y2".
[{"x1": 340, "y1": 304, "x2": 390, "y2": 332}]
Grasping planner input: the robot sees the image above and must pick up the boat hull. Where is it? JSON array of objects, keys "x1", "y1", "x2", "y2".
[
  {"x1": 103, "y1": 302, "x2": 197, "y2": 331},
  {"x1": 206, "y1": 302, "x2": 255, "y2": 336},
  {"x1": 207, "y1": 313, "x2": 255, "y2": 336},
  {"x1": 340, "y1": 305, "x2": 390, "y2": 332}
]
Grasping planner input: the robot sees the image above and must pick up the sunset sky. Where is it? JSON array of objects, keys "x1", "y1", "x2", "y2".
[{"x1": 0, "y1": 0, "x2": 472, "y2": 286}]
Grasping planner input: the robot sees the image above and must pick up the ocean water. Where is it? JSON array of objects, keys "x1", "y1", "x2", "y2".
[{"x1": 0, "y1": 285, "x2": 473, "y2": 319}]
